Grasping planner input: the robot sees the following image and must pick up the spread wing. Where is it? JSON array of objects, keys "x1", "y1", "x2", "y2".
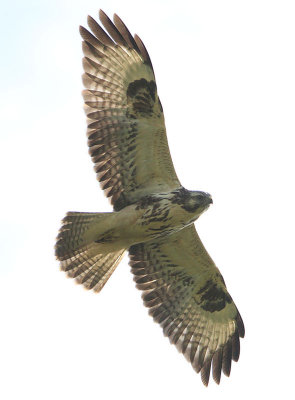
[
  {"x1": 80, "y1": 11, "x2": 181, "y2": 211},
  {"x1": 129, "y1": 225, "x2": 245, "y2": 386}
]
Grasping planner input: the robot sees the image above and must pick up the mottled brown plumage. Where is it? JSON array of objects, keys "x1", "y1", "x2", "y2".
[
  {"x1": 80, "y1": 10, "x2": 179, "y2": 211},
  {"x1": 129, "y1": 225, "x2": 244, "y2": 385},
  {"x1": 55, "y1": 10, "x2": 244, "y2": 387}
]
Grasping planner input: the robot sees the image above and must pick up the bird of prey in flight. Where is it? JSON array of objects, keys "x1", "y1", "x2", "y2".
[{"x1": 55, "y1": 10, "x2": 244, "y2": 386}]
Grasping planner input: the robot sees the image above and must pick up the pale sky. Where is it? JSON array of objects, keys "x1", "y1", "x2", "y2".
[{"x1": 1, "y1": 0, "x2": 295, "y2": 399}]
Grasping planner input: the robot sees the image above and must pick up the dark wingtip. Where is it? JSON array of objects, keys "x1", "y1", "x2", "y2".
[
  {"x1": 237, "y1": 312, "x2": 245, "y2": 338},
  {"x1": 99, "y1": 9, "x2": 107, "y2": 20},
  {"x1": 201, "y1": 359, "x2": 211, "y2": 386},
  {"x1": 98, "y1": 9, "x2": 126, "y2": 46},
  {"x1": 222, "y1": 340, "x2": 232, "y2": 377},
  {"x1": 232, "y1": 330, "x2": 241, "y2": 362},
  {"x1": 212, "y1": 349, "x2": 222, "y2": 384},
  {"x1": 79, "y1": 25, "x2": 86, "y2": 37},
  {"x1": 86, "y1": 14, "x2": 114, "y2": 46},
  {"x1": 113, "y1": 13, "x2": 140, "y2": 51}
]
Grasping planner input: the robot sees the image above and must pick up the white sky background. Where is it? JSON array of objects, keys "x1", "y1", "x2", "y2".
[{"x1": 1, "y1": 0, "x2": 295, "y2": 398}]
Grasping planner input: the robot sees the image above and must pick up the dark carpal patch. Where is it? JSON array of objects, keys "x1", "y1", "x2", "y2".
[
  {"x1": 127, "y1": 78, "x2": 158, "y2": 117},
  {"x1": 196, "y1": 281, "x2": 233, "y2": 312},
  {"x1": 127, "y1": 78, "x2": 156, "y2": 100}
]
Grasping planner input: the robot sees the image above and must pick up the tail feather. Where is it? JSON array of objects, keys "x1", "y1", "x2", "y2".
[
  {"x1": 62, "y1": 248, "x2": 125, "y2": 292},
  {"x1": 56, "y1": 212, "x2": 112, "y2": 260},
  {"x1": 55, "y1": 211, "x2": 125, "y2": 292}
]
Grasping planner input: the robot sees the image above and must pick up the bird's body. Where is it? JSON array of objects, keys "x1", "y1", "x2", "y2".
[
  {"x1": 60, "y1": 189, "x2": 212, "y2": 254},
  {"x1": 55, "y1": 10, "x2": 244, "y2": 386}
]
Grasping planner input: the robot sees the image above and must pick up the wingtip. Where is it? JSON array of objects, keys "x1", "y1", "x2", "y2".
[
  {"x1": 212, "y1": 350, "x2": 222, "y2": 384},
  {"x1": 237, "y1": 312, "x2": 245, "y2": 338},
  {"x1": 87, "y1": 15, "x2": 94, "y2": 25},
  {"x1": 201, "y1": 378, "x2": 209, "y2": 387},
  {"x1": 221, "y1": 341, "x2": 232, "y2": 377},
  {"x1": 99, "y1": 9, "x2": 108, "y2": 21},
  {"x1": 232, "y1": 330, "x2": 241, "y2": 362},
  {"x1": 201, "y1": 360, "x2": 211, "y2": 387},
  {"x1": 113, "y1": 13, "x2": 124, "y2": 28},
  {"x1": 79, "y1": 25, "x2": 91, "y2": 41}
]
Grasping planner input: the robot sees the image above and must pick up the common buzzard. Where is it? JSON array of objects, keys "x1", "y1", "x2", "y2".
[{"x1": 55, "y1": 10, "x2": 244, "y2": 386}]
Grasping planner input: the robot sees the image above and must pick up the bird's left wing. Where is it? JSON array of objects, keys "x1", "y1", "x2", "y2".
[
  {"x1": 80, "y1": 11, "x2": 181, "y2": 211},
  {"x1": 129, "y1": 225, "x2": 244, "y2": 386}
]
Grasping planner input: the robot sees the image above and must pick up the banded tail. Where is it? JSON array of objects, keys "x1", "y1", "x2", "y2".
[{"x1": 55, "y1": 212, "x2": 125, "y2": 292}]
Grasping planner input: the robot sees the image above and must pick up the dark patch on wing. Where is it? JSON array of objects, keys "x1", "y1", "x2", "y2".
[
  {"x1": 127, "y1": 78, "x2": 158, "y2": 117},
  {"x1": 127, "y1": 78, "x2": 156, "y2": 100},
  {"x1": 196, "y1": 281, "x2": 233, "y2": 312}
]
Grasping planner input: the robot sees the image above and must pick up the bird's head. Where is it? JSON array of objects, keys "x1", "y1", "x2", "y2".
[
  {"x1": 171, "y1": 188, "x2": 213, "y2": 218},
  {"x1": 185, "y1": 190, "x2": 213, "y2": 215}
]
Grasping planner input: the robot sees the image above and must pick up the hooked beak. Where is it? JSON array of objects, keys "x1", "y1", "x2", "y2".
[{"x1": 205, "y1": 193, "x2": 213, "y2": 205}]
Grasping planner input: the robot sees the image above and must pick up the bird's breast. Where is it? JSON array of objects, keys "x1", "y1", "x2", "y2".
[{"x1": 134, "y1": 197, "x2": 196, "y2": 240}]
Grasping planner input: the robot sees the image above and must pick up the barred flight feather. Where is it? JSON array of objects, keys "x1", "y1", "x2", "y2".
[
  {"x1": 80, "y1": 10, "x2": 180, "y2": 211},
  {"x1": 129, "y1": 225, "x2": 244, "y2": 386}
]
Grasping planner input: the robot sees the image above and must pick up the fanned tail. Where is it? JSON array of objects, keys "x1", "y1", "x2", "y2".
[{"x1": 55, "y1": 212, "x2": 125, "y2": 292}]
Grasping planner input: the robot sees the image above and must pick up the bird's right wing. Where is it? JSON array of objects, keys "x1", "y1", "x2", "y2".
[
  {"x1": 129, "y1": 224, "x2": 244, "y2": 386},
  {"x1": 80, "y1": 11, "x2": 181, "y2": 211}
]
